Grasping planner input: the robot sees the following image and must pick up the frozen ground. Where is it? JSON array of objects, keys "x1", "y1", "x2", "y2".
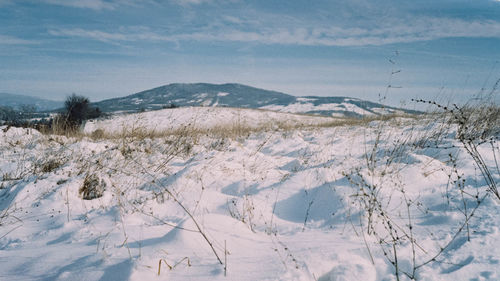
[{"x1": 0, "y1": 107, "x2": 499, "y2": 280}]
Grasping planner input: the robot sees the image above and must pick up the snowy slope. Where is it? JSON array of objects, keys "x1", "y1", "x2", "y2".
[{"x1": 0, "y1": 108, "x2": 499, "y2": 281}]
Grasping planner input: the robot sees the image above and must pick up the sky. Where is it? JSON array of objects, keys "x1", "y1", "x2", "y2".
[{"x1": 1, "y1": 0, "x2": 500, "y2": 107}]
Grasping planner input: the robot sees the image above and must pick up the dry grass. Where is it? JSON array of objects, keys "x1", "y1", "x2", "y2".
[{"x1": 81, "y1": 113, "x2": 418, "y2": 142}]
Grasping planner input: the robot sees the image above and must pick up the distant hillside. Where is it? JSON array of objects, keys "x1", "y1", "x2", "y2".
[
  {"x1": 0, "y1": 93, "x2": 63, "y2": 111},
  {"x1": 93, "y1": 83, "x2": 295, "y2": 111},
  {"x1": 92, "y1": 83, "x2": 419, "y2": 118}
]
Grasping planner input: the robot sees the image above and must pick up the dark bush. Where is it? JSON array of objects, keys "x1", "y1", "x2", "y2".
[
  {"x1": 64, "y1": 94, "x2": 90, "y2": 126},
  {"x1": 55, "y1": 94, "x2": 102, "y2": 132}
]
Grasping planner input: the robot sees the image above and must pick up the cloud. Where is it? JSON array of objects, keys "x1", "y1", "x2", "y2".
[
  {"x1": 48, "y1": 28, "x2": 175, "y2": 43},
  {"x1": 38, "y1": 0, "x2": 151, "y2": 10},
  {"x1": 0, "y1": 35, "x2": 38, "y2": 45},
  {"x1": 6, "y1": 0, "x2": 224, "y2": 12},
  {"x1": 170, "y1": 0, "x2": 238, "y2": 6},
  {"x1": 173, "y1": 0, "x2": 211, "y2": 5},
  {"x1": 48, "y1": 17, "x2": 500, "y2": 47}
]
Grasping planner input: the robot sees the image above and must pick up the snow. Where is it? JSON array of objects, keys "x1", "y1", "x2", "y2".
[
  {"x1": 371, "y1": 107, "x2": 405, "y2": 115},
  {"x1": 261, "y1": 102, "x2": 375, "y2": 115},
  {"x1": 201, "y1": 99, "x2": 212, "y2": 107},
  {"x1": 1, "y1": 108, "x2": 499, "y2": 281},
  {"x1": 83, "y1": 107, "x2": 336, "y2": 135},
  {"x1": 296, "y1": 98, "x2": 317, "y2": 102},
  {"x1": 131, "y1": 98, "x2": 143, "y2": 105}
]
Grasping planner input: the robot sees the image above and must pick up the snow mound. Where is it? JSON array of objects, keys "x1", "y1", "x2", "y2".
[{"x1": 1, "y1": 108, "x2": 499, "y2": 280}]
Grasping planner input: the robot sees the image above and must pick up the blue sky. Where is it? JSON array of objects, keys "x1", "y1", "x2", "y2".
[{"x1": 1, "y1": 0, "x2": 500, "y2": 106}]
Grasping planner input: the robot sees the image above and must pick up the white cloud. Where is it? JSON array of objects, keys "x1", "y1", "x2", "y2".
[
  {"x1": 41, "y1": 0, "x2": 116, "y2": 10},
  {"x1": 39, "y1": 0, "x2": 153, "y2": 10},
  {"x1": 171, "y1": 0, "x2": 238, "y2": 6},
  {"x1": 173, "y1": 0, "x2": 211, "y2": 5},
  {"x1": 48, "y1": 28, "x2": 175, "y2": 43},
  {"x1": 48, "y1": 17, "x2": 500, "y2": 47},
  {"x1": 0, "y1": 35, "x2": 38, "y2": 45}
]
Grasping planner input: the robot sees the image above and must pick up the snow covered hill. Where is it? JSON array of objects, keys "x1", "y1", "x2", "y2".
[
  {"x1": 0, "y1": 107, "x2": 498, "y2": 280},
  {"x1": 92, "y1": 83, "x2": 418, "y2": 118}
]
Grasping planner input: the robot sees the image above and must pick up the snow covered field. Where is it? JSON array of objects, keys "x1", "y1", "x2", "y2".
[
  {"x1": 83, "y1": 107, "x2": 338, "y2": 135},
  {"x1": 0, "y1": 107, "x2": 499, "y2": 281}
]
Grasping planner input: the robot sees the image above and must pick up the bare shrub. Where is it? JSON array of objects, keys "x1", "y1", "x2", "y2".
[
  {"x1": 344, "y1": 96, "x2": 499, "y2": 279},
  {"x1": 456, "y1": 105, "x2": 500, "y2": 142},
  {"x1": 413, "y1": 99, "x2": 500, "y2": 200},
  {"x1": 90, "y1": 129, "x2": 105, "y2": 140},
  {"x1": 79, "y1": 173, "x2": 106, "y2": 200},
  {"x1": 41, "y1": 159, "x2": 62, "y2": 173}
]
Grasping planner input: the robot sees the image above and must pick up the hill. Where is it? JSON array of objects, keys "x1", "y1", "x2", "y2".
[
  {"x1": 92, "y1": 83, "x2": 418, "y2": 117},
  {"x1": 0, "y1": 93, "x2": 63, "y2": 111}
]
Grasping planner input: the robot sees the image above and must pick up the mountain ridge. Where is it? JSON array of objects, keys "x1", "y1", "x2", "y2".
[{"x1": 92, "y1": 83, "x2": 419, "y2": 117}]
